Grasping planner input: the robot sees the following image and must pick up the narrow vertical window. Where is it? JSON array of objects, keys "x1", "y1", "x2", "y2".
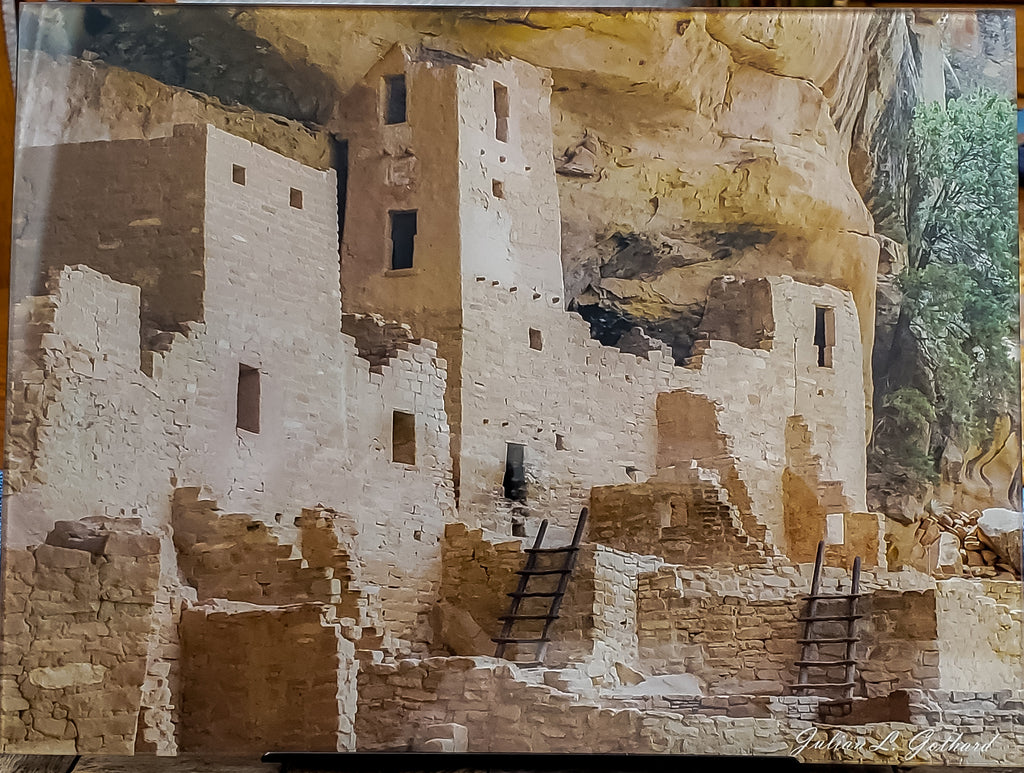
[
  {"x1": 389, "y1": 211, "x2": 417, "y2": 270},
  {"x1": 393, "y1": 411, "x2": 416, "y2": 465},
  {"x1": 503, "y1": 442, "x2": 526, "y2": 502},
  {"x1": 232, "y1": 165, "x2": 246, "y2": 185},
  {"x1": 493, "y1": 82, "x2": 509, "y2": 142},
  {"x1": 237, "y1": 364, "x2": 260, "y2": 434},
  {"x1": 384, "y1": 74, "x2": 407, "y2": 125},
  {"x1": 289, "y1": 188, "x2": 303, "y2": 209},
  {"x1": 814, "y1": 306, "x2": 835, "y2": 368},
  {"x1": 491, "y1": 179, "x2": 505, "y2": 199}
]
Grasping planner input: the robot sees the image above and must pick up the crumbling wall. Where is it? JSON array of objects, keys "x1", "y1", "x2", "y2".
[
  {"x1": 658, "y1": 276, "x2": 866, "y2": 556},
  {"x1": 4, "y1": 265, "x2": 194, "y2": 548},
  {"x1": 441, "y1": 523, "x2": 659, "y2": 670},
  {"x1": 179, "y1": 603, "x2": 357, "y2": 753},
  {"x1": 0, "y1": 521, "x2": 161, "y2": 754},
  {"x1": 342, "y1": 313, "x2": 417, "y2": 369},
  {"x1": 589, "y1": 469, "x2": 771, "y2": 568},
  {"x1": 439, "y1": 522, "x2": 525, "y2": 652},
  {"x1": 355, "y1": 655, "x2": 1024, "y2": 761},
  {"x1": 459, "y1": 278, "x2": 690, "y2": 530}
]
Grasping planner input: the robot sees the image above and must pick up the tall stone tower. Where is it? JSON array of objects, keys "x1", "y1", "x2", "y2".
[{"x1": 336, "y1": 46, "x2": 564, "y2": 495}]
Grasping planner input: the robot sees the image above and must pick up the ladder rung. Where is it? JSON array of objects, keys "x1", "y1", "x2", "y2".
[
  {"x1": 526, "y1": 547, "x2": 577, "y2": 554},
  {"x1": 798, "y1": 614, "x2": 863, "y2": 622},
  {"x1": 508, "y1": 591, "x2": 560, "y2": 598},
  {"x1": 805, "y1": 593, "x2": 862, "y2": 600},
  {"x1": 509, "y1": 661, "x2": 544, "y2": 668},
  {"x1": 516, "y1": 568, "x2": 572, "y2": 575},
  {"x1": 499, "y1": 614, "x2": 559, "y2": 621},
  {"x1": 798, "y1": 637, "x2": 859, "y2": 644},
  {"x1": 795, "y1": 659, "x2": 857, "y2": 667},
  {"x1": 791, "y1": 682, "x2": 855, "y2": 689},
  {"x1": 491, "y1": 636, "x2": 549, "y2": 644}
]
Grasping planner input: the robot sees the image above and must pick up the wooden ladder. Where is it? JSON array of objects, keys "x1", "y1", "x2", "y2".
[
  {"x1": 492, "y1": 507, "x2": 588, "y2": 668},
  {"x1": 791, "y1": 540, "x2": 862, "y2": 703}
]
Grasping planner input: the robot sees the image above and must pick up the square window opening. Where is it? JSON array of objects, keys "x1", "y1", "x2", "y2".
[
  {"x1": 529, "y1": 328, "x2": 543, "y2": 351},
  {"x1": 493, "y1": 82, "x2": 509, "y2": 142},
  {"x1": 236, "y1": 364, "x2": 260, "y2": 434},
  {"x1": 390, "y1": 210, "x2": 417, "y2": 270},
  {"x1": 814, "y1": 306, "x2": 835, "y2": 368},
  {"x1": 232, "y1": 164, "x2": 246, "y2": 185},
  {"x1": 384, "y1": 74, "x2": 407, "y2": 125},
  {"x1": 290, "y1": 188, "x2": 303, "y2": 209},
  {"x1": 393, "y1": 411, "x2": 416, "y2": 465},
  {"x1": 503, "y1": 442, "x2": 526, "y2": 502}
]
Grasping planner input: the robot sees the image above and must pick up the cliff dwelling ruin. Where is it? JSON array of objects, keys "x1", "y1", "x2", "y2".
[{"x1": 1, "y1": 6, "x2": 1021, "y2": 765}]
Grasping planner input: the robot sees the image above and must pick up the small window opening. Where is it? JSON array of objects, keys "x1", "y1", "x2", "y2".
[
  {"x1": 290, "y1": 188, "x2": 303, "y2": 209},
  {"x1": 390, "y1": 211, "x2": 417, "y2": 270},
  {"x1": 503, "y1": 442, "x2": 526, "y2": 502},
  {"x1": 555, "y1": 434, "x2": 566, "y2": 451},
  {"x1": 232, "y1": 165, "x2": 246, "y2": 185},
  {"x1": 392, "y1": 411, "x2": 416, "y2": 465},
  {"x1": 814, "y1": 306, "x2": 835, "y2": 368},
  {"x1": 236, "y1": 364, "x2": 260, "y2": 434},
  {"x1": 493, "y1": 82, "x2": 509, "y2": 142},
  {"x1": 529, "y1": 328, "x2": 543, "y2": 351},
  {"x1": 384, "y1": 74, "x2": 407, "y2": 125},
  {"x1": 492, "y1": 179, "x2": 505, "y2": 199}
]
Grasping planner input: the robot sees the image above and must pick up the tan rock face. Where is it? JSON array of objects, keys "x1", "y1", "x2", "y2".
[{"x1": 231, "y1": 8, "x2": 880, "y2": 401}]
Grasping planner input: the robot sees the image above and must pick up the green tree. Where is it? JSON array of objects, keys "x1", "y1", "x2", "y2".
[{"x1": 870, "y1": 88, "x2": 1019, "y2": 493}]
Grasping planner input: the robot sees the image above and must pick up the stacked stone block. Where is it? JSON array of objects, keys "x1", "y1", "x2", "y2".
[
  {"x1": 0, "y1": 519, "x2": 161, "y2": 754},
  {"x1": 590, "y1": 467, "x2": 772, "y2": 568}
]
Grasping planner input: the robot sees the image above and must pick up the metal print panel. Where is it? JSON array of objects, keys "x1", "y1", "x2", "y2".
[{"x1": 3, "y1": 4, "x2": 1022, "y2": 765}]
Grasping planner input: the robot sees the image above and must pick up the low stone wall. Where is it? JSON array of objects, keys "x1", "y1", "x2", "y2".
[
  {"x1": 179, "y1": 603, "x2": 357, "y2": 753},
  {"x1": 440, "y1": 523, "x2": 660, "y2": 673},
  {"x1": 353, "y1": 656, "x2": 1024, "y2": 763},
  {"x1": 934, "y1": 579, "x2": 1022, "y2": 691},
  {"x1": 0, "y1": 521, "x2": 161, "y2": 754},
  {"x1": 636, "y1": 565, "x2": 804, "y2": 695},
  {"x1": 590, "y1": 469, "x2": 771, "y2": 568},
  {"x1": 858, "y1": 589, "x2": 941, "y2": 697}
]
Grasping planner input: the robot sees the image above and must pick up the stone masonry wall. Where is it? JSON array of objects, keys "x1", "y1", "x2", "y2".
[
  {"x1": 589, "y1": 467, "x2": 772, "y2": 568},
  {"x1": 934, "y1": 578, "x2": 1022, "y2": 691},
  {"x1": 7, "y1": 126, "x2": 457, "y2": 654},
  {"x1": 850, "y1": 589, "x2": 941, "y2": 697},
  {"x1": 4, "y1": 265, "x2": 194, "y2": 548},
  {"x1": 354, "y1": 656, "x2": 1024, "y2": 763},
  {"x1": 0, "y1": 520, "x2": 161, "y2": 754},
  {"x1": 456, "y1": 57, "x2": 564, "y2": 296},
  {"x1": 178, "y1": 127, "x2": 456, "y2": 654},
  {"x1": 660, "y1": 276, "x2": 867, "y2": 557},
  {"x1": 441, "y1": 523, "x2": 659, "y2": 673},
  {"x1": 179, "y1": 603, "x2": 357, "y2": 753},
  {"x1": 13, "y1": 128, "x2": 208, "y2": 331},
  {"x1": 459, "y1": 277, "x2": 690, "y2": 531},
  {"x1": 636, "y1": 565, "x2": 805, "y2": 695}
]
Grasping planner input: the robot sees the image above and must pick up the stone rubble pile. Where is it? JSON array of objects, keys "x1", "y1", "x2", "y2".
[{"x1": 912, "y1": 506, "x2": 1019, "y2": 580}]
